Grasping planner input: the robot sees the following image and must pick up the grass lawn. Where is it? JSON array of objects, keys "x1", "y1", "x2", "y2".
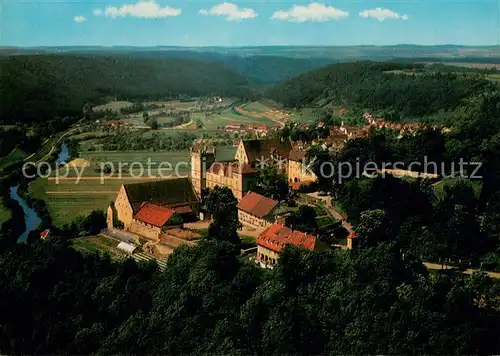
[{"x1": 71, "y1": 235, "x2": 125, "y2": 258}]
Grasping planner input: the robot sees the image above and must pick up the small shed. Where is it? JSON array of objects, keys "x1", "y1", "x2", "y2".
[{"x1": 117, "y1": 241, "x2": 138, "y2": 254}]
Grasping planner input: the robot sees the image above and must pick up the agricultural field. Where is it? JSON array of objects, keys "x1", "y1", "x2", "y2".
[
  {"x1": 123, "y1": 114, "x2": 179, "y2": 127},
  {"x1": 202, "y1": 104, "x2": 280, "y2": 130},
  {"x1": 94, "y1": 101, "x2": 134, "y2": 112},
  {"x1": 71, "y1": 235, "x2": 125, "y2": 258}
]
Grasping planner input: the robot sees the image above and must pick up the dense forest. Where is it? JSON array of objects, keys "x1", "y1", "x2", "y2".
[
  {"x1": 268, "y1": 61, "x2": 494, "y2": 119},
  {"x1": 0, "y1": 235, "x2": 499, "y2": 355},
  {"x1": 0, "y1": 55, "x2": 255, "y2": 124}
]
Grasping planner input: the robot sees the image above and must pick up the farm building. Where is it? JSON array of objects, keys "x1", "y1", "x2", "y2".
[
  {"x1": 107, "y1": 178, "x2": 199, "y2": 240},
  {"x1": 237, "y1": 191, "x2": 287, "y2": 229}
]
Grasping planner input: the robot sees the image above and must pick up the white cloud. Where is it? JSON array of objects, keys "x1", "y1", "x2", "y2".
[
  {"x1": 96, "y1": 0, "x2": 181, "y2": 19},
  {"x1": 198, "y1": 3, "x2": 257, "y2": 21},
  {"x1": 73, "y1": 16, "x2": 87, "y2": 23},
  {"x1": 359, "y1": 8, "x2": 408, "y2": 21},
  {"x1": 271, "y1": 3, "x2": 349, "y2": 22}
]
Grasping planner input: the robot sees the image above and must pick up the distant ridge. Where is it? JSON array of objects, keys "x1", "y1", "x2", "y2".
[{"x1": 2, "y1": 45, "x2": 500, "y2": 61}]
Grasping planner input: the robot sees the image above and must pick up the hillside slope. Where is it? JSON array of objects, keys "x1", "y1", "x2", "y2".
[
  {"x1": 267, "y1": 61, "x2": 493, "y2": 119},
  {"x1": 0, "y1": 55, "x2": 254, "y2": 124}
]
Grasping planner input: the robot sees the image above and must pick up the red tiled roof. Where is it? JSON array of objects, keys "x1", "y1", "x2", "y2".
[
  {"x1": 207, "y1": 161, "x2": 257, "y2": 177},
  {"x1": 289, "y1": 150, "x2": 306, "y2": 162},
  {"x1": 257, "y1": 224, "x2": 318, "y2": 253},
  {"x1": 133, "y1": 203, "x2": 175, "y2": 227},
  {"x1": 237, "y1": 191, "x2": 279, "y2": 219},
  {"x1": 40, "y1": 229, "x2": 50, "y2": 239}
]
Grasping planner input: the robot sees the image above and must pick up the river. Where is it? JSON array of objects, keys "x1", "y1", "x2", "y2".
[{"x1": 9, "y1": 143, "x2": 69, "y2": 243}]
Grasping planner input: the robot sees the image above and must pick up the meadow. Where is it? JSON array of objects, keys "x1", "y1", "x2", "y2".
[{"x1": 202, "y1": 102, "x2": 280, "y2": 129}]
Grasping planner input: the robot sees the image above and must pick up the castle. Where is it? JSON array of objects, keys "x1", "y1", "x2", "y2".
[{"x1": 190, "y1": 138, "x2": 316, "y2": 200}]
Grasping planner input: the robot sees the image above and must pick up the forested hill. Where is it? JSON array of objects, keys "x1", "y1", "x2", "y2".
[
  {"x1": 0, "y1": 55, "x2": 254, "y2": 124},
  {"x1": 267, "y1": 61, "x2": 494, "y2": 119}
]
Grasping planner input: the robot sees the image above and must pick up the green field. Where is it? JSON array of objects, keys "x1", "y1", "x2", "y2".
[
  {"x1": 290, "y1": 108, "x2": 318, "y2": 124},
  {"x1": 203, "y1": 106, "x2": 277, "y2": 129}
]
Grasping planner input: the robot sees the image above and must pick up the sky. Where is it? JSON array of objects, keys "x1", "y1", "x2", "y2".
[{"x1": 1, "y1": 0, "x2": 499, "y2": 46}]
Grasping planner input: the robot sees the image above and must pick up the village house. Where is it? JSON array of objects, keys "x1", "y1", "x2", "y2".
[
  {"x1": 107, "y1": 178, "x2": 199, "y2": 240},
  {"x1": 104, "y1": 120, "x2": 124, "y2": 127},
  {"x1": 250, "y1": 125, "x2": 269, "y2": 136},
  {"x1": 255, "y1": 223, "x2": 329, "y2": 268},
  {"x1": 237, "y1": 191, "x2": 287, "y2": 229},
  {"x1": 40, "y1": 229, "x2": 50, "y2": 240},
  {"x1": 224, "y1": 123, "x2": 245, "y2": 133}
]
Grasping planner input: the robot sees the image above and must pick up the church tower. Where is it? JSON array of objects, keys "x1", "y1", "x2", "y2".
[{"x1": 190, "y1": 143, "x2": 216, "y2": 196}]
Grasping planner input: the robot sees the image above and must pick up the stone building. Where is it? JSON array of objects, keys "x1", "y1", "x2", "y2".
[
  {"x1": 205, "y1": 161, "x2": 259, "y2": 200},
  {"x1": 235, "y1": 138, "x2": 291, "y2": 166},
  {"x1": 255, "y1": 223, "x2": 329, "y2": 268},
  {"x1": 190, "y1": 138, "x2": 292, "y2": 200},
  {"x1": 107, "y1": 178, "x2": 199, "y2": 240},
  {"x1": 237, "y1": 191, "x2": 287, "y2": 229},
  {"x1": 287, "y1": 150, "x2": 317, "y2": 185},
  {"x1": 128, "y1": 203, "x2": 183, "y2": 241}
]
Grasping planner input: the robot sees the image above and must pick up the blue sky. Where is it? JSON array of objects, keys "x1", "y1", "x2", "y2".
[{"x1": 2, "y1": 0, "x2": 499, "y2": 46}]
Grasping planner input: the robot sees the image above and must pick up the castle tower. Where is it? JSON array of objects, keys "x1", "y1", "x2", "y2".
[{"x1": 190, "y1": 143, "x2": 216, "y2": 196}]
